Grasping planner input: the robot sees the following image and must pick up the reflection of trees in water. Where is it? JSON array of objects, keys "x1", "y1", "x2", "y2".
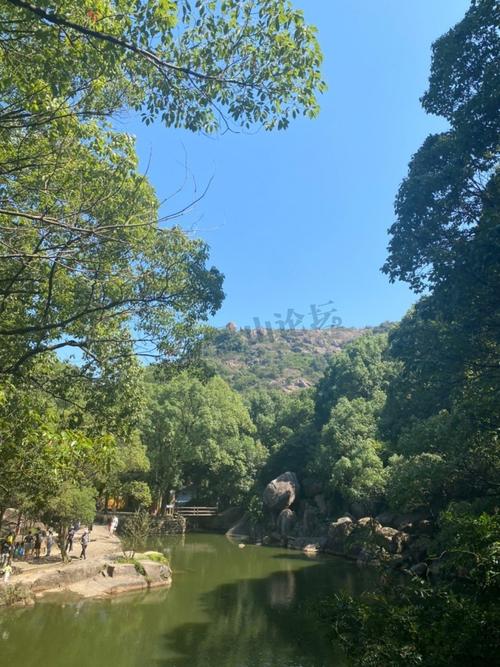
[
  {"x1": 159, "y1": 561, "x2": 354, "y2": 667},
  {"x1": 0, "y1": 537, "x2": 382, "y2": 666},
  {"x1": 267, "y1": 570, "x2": 296, "y2": 608},
  {"x1": 0, "y1": 589, "x2": 172, "y2": 664}
]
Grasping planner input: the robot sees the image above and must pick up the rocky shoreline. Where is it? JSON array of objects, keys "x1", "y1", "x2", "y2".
[
  {"x1": 1, "y1": 526, "x2": 172, "y2": 607},
  {"x1": 229, "y1": 472, "x2": 437, "y2": 576}
]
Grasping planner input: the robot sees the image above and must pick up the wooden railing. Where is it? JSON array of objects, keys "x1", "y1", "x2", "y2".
[{"x1": 175, "y1": 506, "x2": 218, "y2": 517}]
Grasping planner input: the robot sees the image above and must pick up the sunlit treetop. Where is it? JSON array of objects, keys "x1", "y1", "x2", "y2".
[{"x1": 2, "y1": 0, "x2": 326, "y2": 133}]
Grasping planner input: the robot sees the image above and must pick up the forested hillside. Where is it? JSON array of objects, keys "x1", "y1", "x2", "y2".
[{"x1": 201, "y1": 324, "x2": 392, "y2": 392}]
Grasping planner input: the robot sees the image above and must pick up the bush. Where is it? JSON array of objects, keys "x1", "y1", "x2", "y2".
[
  {"x1": 0, "y1": 583, "x2": 34, "y2": 607},
  {"x1": 122, "y1": 510, "x2": 153, "y2": 557},
  {"x1": 319, "y1": 582, "x2": 500, "y2": 667},
  {"x1": 145, "y1": 551, "x2": 169, "y2": 565}
]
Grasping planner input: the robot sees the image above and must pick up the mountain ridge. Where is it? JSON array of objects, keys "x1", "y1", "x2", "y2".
[{"x1": 202, "y1": 323, "x2": 392, "y2": 393}]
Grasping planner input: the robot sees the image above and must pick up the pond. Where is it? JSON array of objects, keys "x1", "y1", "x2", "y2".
[{"x1": 0, "y1": 533, "x2": 381, "y2": 666}]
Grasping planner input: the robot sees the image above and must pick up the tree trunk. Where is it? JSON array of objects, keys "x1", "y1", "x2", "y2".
[{"x1": 58, "y1": 524, "x2": 69, "y2": 562}]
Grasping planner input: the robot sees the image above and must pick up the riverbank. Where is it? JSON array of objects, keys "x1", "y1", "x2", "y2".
[{"x1": 1, "y1": 525, "x2": 172, "y2": 606}]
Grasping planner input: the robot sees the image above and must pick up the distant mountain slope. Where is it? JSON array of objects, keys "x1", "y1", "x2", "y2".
[{"x1": 202, "y1": 324, "x2": 390, "y2": 393}]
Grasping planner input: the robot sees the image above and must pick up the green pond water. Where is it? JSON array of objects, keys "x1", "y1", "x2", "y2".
[{"x1": 0, "y1": 533, "x2": 381, "y2": 666}]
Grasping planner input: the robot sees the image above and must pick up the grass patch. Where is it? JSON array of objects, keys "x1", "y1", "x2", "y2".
[{"x1": 144, "y1": 551, "x2": 169, "y2": 565}]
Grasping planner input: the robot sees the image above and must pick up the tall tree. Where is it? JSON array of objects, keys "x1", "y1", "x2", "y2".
[
  {"x1": 143, "y1": 371, "x2": 266, "y2": 508},
  {"x1": 381, "y1": 0, "x2": 499, "y2": 511}
]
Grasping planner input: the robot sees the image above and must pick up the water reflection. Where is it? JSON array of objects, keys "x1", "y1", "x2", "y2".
[
  {"x1": 0, "y1": 534, "x2": 382, "y2": 667},
  {"x1": 267, "y1": 569, "x2": 296, "y2": 608}
]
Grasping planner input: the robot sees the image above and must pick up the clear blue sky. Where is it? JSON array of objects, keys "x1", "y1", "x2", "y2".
[{"x1": 126, "y1": 0, "x2": 470, "y2": 330}]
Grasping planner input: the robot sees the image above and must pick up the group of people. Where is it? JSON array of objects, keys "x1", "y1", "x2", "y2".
[
  {"x1": 0, "y1": 528, "x2": 54, "y2": 565},
  {"x1": 0, "y1": 514, "x2": 121, "y2": 584},
  {"x1": 0, "y1": 528, "x2": 54, "y2": 583},
  {"x1": 0, "y1": 521, "x2": 95, "y2": 583}
]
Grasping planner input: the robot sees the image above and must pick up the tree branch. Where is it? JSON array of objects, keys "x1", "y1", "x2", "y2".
[{"x1": 5, "y1": 0, "x2": 257, "y2": 89}]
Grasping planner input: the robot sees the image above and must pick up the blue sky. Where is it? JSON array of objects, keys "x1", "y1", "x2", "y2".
[{"x1": 126, "y1": 0, "x2": 470, "y2": 330}]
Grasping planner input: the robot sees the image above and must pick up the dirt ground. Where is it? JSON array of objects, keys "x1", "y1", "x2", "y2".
[{"x1": 10, "y1": 524, "x2": 122, "y2": 584}]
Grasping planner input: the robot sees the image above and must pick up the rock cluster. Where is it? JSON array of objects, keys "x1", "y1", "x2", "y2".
[
  {"x1": 325, "y1": 516, "x2": 409, "y2": 564},
  {"x1": 257, "y1": 471, "x2": 435, "y2": 574}
]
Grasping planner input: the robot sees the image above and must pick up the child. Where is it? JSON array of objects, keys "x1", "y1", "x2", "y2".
[
  {"x1": 2, "y1": 563, "x2": 12, "y2": 584},
  {"x1": 24, "y1": 533, "x2": 33, "y2": 559}
]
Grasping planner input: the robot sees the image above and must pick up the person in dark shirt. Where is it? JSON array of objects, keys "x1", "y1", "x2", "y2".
[{"x1": 66, "y1": 527, "x2": 75, "y2": 553}]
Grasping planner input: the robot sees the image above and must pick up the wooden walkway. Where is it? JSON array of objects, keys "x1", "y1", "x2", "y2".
[{"x1": 174, "y1": 506, "x2": 218, "y2": 517}]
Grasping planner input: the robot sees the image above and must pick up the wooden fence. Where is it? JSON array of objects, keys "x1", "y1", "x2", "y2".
[{"x1": 175, "y1": 506, "x2": 218, "y2": 517}]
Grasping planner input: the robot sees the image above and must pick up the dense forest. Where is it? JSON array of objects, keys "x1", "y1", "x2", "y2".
[{"x1": 0, "y1": 0, "x2": 499, "y2": 664}]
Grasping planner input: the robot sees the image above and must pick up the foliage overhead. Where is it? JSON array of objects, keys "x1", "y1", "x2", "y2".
[{"x1": 2, "y1": 0, "x2": 325, "y2": 133}]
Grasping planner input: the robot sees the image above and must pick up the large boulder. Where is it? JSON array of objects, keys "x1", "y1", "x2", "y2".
[
  {"x1": 30, "y1": 559, "x2": 107, "y2": 592},
  {"x1": 325, "y1": 516, "x2": 354, "y2": 555},
  {"x1": 141, "y1": 561, "x2": 172, "y2": 586},
  {"x1": 372, "y1": 524, "x2": 409, "y2": 555},
  {"x1": 263, "y1": 472, "x2": 299, "y2": 512}
]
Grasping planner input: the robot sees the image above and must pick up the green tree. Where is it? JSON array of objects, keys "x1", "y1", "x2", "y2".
[
  {"x1": 383, "y1": 0, "x2": 499, "y2": 291},
  {"x1": 143, "y1": 371, "x2": 266, "y2": 508},
  {"x1": 381, "y1": 0, "x2": 499, "y2": 513},
  {"x1": 315, "y1": 334, "x2": 396, "y2": 426},
  {"x1": 2, "y1": 0, "x2": 325, "y2": 135},
  {"x1": 322, "y1": 4, "x2": 500, "y2": 664},
  {"x1": 246, "y1": 387, "x2": 316, "y2": 480},
  {"x1": 45, "y1": 482, "x2": 97, "y2": 561},
  {"x1": 0, "y1": 120, "x2": 224, "y2": 376},
  {"x1": 314, "y1": 394, "x2": 386, "y2": 512}
]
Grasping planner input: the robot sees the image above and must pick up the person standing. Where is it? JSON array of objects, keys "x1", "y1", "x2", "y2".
[
  {"x1": 34, "y1": 531, "x2": 42, "y2": 559},
  {"x1": 110, "y1": 515, "x2": 119, "y2": 535},
  {"x1": 66, "y1": 526, "x2": 75, "y2": 553},
  {"x1": 46, "y1": 530, "x2": 54, "y2": 558},
  {"x1": 2, "y1": 562, "x2": 12, "y2": 584},
  {"x1": 15, "y1": 541, "x2": 24, "y2": 560},
  {"x1": 24, "y1": 533, "x2": 33, "y2": 560},
  {"x1": 0, "y1": 540, "x2": 10, "y2": 567},
  {"x1": 80, "y1": 530, "x2": 90, "y2": 560}
]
